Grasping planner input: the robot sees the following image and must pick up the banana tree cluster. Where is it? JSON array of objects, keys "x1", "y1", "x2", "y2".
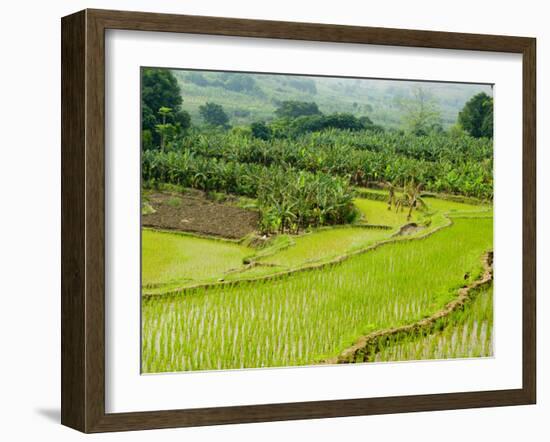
[
  {"x1": 173, "y1": 129, "x2": 493, "y2": 199},
  {"x1": 256, "y1": 169, "x2": 356, "y2": 234},
  {"x1": 142, "y1": 150, "x2": 356, "y2": 233}
]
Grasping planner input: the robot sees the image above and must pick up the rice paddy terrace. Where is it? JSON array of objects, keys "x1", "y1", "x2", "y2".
[{"x1": 141, "y1": 192, "x2": 493, "y2": 373}]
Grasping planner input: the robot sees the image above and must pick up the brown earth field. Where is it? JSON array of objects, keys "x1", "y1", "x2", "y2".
[{"x1": 142, "y1": 190, "x2": 259, "y2": 239}]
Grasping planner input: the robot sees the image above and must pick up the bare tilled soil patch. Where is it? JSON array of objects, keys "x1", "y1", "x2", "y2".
[{"x1": 142, "y1": 190, "x2": 259, "y2": 239}]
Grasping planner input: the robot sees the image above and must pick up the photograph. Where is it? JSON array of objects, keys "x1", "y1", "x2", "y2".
[{"x1": 140, "y1": 67, "x2": 495, "y2": 374}]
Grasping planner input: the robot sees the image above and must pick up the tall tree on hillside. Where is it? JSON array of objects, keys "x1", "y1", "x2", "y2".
[
  {"x1": 155, "y1": 107, "x2": 175, "y2": 151},
  {"x1": 401, "y1": 86, "x2": 442, "y2": 136},
  {"x1": 199, "y1": 102, "x2": 230, "y2": 128},
  {"x1": 250, "y1": 121, "x2": 272, "y2": 140},
  {"x1": 224, "y1": 74, "x2": 258, "y2": 93},
  {"x1": 458, "y1": 92, "x2": 493, "y2": 138},
  {"x1": 141, "y1": 68, "x2": 191, "y2": 149}
]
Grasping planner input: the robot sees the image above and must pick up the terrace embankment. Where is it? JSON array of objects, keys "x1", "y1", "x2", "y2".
[{"x1": 322, "y1": 251, "x2": 493, "y2": 364}]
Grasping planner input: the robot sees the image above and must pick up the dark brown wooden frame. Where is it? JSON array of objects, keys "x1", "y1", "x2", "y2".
[{"x1": 61, "y1": 8, "x2": 536, "y2": 433}]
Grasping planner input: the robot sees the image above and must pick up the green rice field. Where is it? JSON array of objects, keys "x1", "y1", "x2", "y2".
[
  {"x1": 141, "y1": 197, "x2": 463, "y2": 292},
  {"x1": 354, "y1": 197, "x2": 420, "y2": 226},
  {"x1": 375, "y1": 286, "x2": 493, "y2": 362},
  {"x1": 142, "y1": 230, "x2": 252, "y2": 290},
  {"x1": 142, "y1": 205, "x2": 493, "y2": 372}
]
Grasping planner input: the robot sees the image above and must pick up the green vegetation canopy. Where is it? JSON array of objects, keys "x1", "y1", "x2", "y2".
[{"x1": 458, "y1": 92, "x2": 493, "y2": 138}]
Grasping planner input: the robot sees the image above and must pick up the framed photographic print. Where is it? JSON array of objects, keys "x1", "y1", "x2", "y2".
[{"x1": 61, "y1": 9, "x2": 536, "y2": 433}]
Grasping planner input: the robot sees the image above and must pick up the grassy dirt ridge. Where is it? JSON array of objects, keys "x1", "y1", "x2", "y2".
[{"x1": 323, "y1": 251, "x2": 493, "y2": 364}]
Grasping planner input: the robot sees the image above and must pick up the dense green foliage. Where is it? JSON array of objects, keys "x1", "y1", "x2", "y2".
[
  {"x1": 143, "y1": 129, "x2": 493, "y2": 199},
  {"x1": 245, "y1": 100, "x2": 385, "y2": 138},
  {"x1": 141, "y1": 68, "x2": 191, "y2": 148},
  {"x1": 256, "y1": 168, "x2": 356, "y2": 233},
  {"x1": 141, "y1": 69, "x2": 493, "y2": 208},
  {"x1": 199, "y1": 102, "x2": 230, "y2": 128},
  {"x1": 458, "y1": 92, "x2": 494, "y2": 138},
  {"x1": 250, "y1": 121, "x2": 271, "y2": 140},
  {"x1": 274, "y1": 100, "x2": 321, "y2": 119},
  {"x1": 262, "y1": 112, "x2": 383, "y2": 138}
]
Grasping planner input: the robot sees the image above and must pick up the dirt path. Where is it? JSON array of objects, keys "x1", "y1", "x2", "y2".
[{"x1": 321, "y1": 251, "x2": 493, "y2": 364}]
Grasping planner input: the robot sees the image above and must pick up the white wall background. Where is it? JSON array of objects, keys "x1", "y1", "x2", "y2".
[{"x1": 0, "y1": 0, "x2": 547, "y2": 440}]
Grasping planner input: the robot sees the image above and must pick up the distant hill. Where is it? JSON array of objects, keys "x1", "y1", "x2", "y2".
[{"x1": 172, "y1": 69, "x2": 493, "y2": 130}]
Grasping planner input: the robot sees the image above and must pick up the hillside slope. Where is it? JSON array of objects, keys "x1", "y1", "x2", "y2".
[{"x1": 171, "y1": 69, "x2": 493, "y2": 129}]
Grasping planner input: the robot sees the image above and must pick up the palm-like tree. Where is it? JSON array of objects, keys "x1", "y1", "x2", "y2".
[
  {"x1": 403, "y1": 180, "x2": 423, "y2": 221},
  {"x1": 382, "y1": 181, "x2": 396, "y2": 211}
]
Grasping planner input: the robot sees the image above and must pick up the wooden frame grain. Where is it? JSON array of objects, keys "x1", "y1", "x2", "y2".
[{"x1": 61, "y1": 8, "x2": 536, "y2": 433}]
